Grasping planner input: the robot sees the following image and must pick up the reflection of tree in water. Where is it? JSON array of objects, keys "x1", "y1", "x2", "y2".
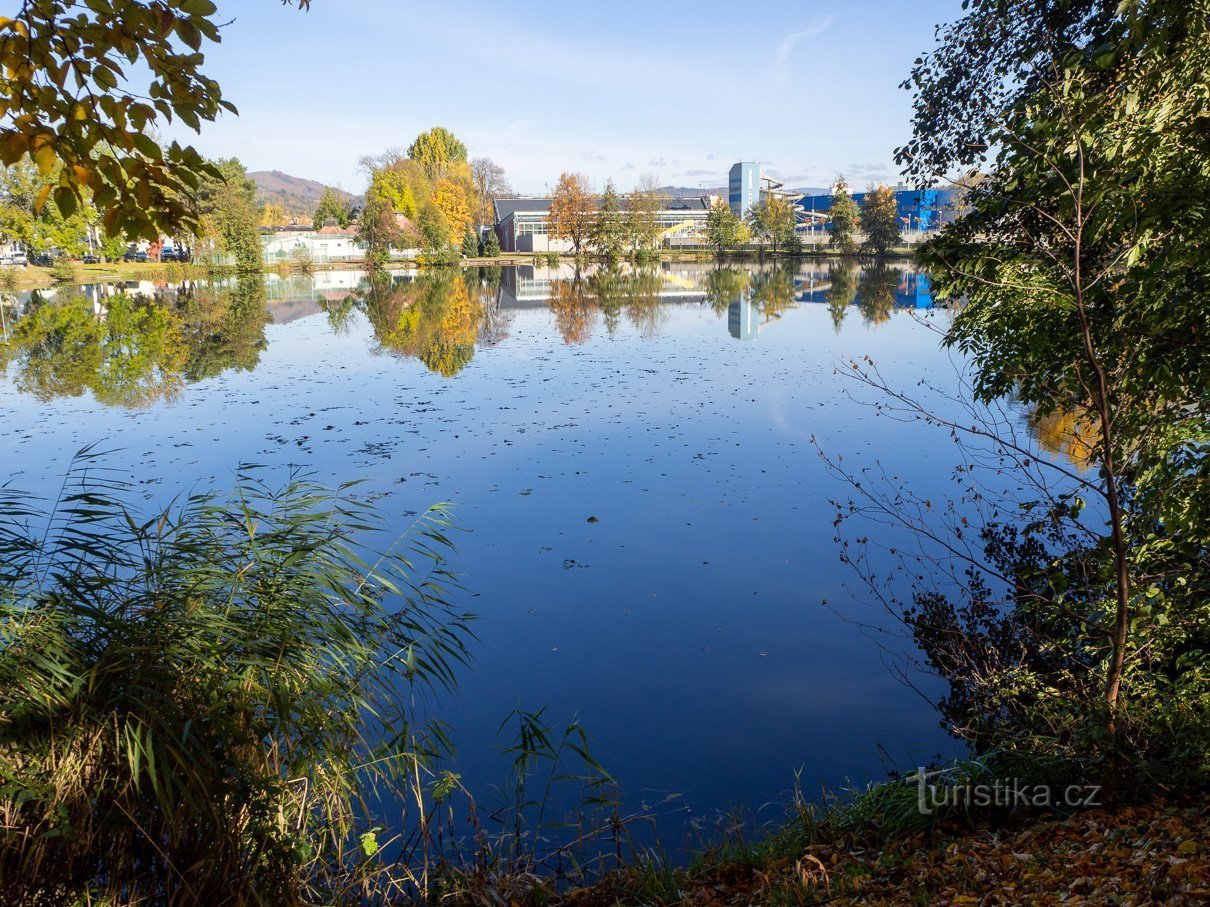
[
  {"x1": 320, "y1": 295, "x2": 357, "y2": 335},
  {"x1": 704, "y1": 267, "x2": 750, "y2": 315},
  {"x1": 1, "y1": 292, "x2": 187, "y2": 408},
  {"x1": 1032, "y1": 408, "x2": 1097, "y2": 469},
  {"x1": 825, "y1": 262, "x2": 859, "y2": 332},
  {"x1": 465, "y1": 267, "x2": 512, "y2": 349},
  {"x1": 858, "y1": 265, "x2": 898, "y2": 325},
  {"x1": 358, "y1": 270, "x2": 484, "y2": 377},
  {"x1": 172, "y1": 277, "x2": 270, "y2": 381},
  {"x1": 549, "y1": 268, "x2": 672, "y2": 344},
  {"x1": 749, "y1": 265, "x2": 797, "y2": 321},
  {"x1": 548, "y1": 274, "x2": 596, "y2": 345},
  {"x1": 621, "y1": 268, "x2": 665, "y2": 338}
]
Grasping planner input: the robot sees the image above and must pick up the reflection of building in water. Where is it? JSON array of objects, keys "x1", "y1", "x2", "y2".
[
  {"x1": 497, "y1": 264, "x2": 708, "y2": 308},
  {"x1": 728, "y1": 298, "x2": 760, "y2": 341}
]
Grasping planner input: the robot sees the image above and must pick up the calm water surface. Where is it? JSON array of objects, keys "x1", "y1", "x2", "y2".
[{"x1": 2, "y1": 261, "x2": 966, "y2": 832}]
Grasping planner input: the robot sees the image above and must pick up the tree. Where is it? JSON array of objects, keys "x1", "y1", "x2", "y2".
[
  {"x1": 470, "y1": 157, "x2": 511, "y2": 229},
  {"x1": 878, "y1": 0, "x2": 1210, "y2": 769},
  {"x1": 367, "y1": 162, "x2": 426, "y2": 221},
  {"x1": 705, "y1": 198, "x2": 743, "y2": 257},
  {"x1": 0, "y1": 1, "x2": 311, "y2": 241},
  {"x1": 416, "y1": 201, "x2": 450, "y2": 252},
  {"x1": 312, "y1": 188, "x2": 351, "y2": 229},
  {"x1": 407, "y1": 127, "x2": 468, "y2": 181},
  {"x1": 547, "y1": 172, "x2": 594, "y2": 256},
  {"x1": 859, "y1": 185, "x2": 900, "y2": 257},
  {"x1": 432, "y1": 179, "x2": 471, "y2": 248},
  {"x1": 1, "y1": 159, "x2": 94, "y2": 255},
  {"x1": 824, "y1": 262, "x2": 858, "y2": 332},
  {"x1": 746, "y1": 196, "x2": 795, "y2": 256},
  {"x1": 461, "y1": 224, "x2": 478, "y2": 258},
  {"x1": 194, "y1": 158, "x2": 261, "y2": 272},
  {"x1": 828, "y1": 176, "x2": 859, "y2": 255},
  {"x1": 625, "y1": 174, "x2": 662, "y2": 254},
  {"x1": 260, "y1": 203, "x2": 287, "y2": 228},
  {"x1": 589, "y1": 179, "x2": 625, "y2": 261},
  {"x1": 357, "y1": 194, "x2": 403, "y2": 266},
  {"x1": 479, "y1": 228, "x2": 500, "y2": 258}
]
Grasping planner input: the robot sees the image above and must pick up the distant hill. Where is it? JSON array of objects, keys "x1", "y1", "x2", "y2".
[
  {"x1": 657, "y1": 185, "x2": 829, "y2": 199},
  {"x1": 250, "y1": 171, "x2": 356, "y2": 217}
]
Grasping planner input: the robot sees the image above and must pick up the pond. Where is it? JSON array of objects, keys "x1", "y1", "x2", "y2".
[{"x1": 1, "y1": 261, "x2": 969, "y2": 841}]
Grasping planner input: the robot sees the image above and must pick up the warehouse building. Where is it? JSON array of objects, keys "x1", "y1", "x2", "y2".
[{"x1": 493, "y1": 196, "x2": 712, "y2": 253}]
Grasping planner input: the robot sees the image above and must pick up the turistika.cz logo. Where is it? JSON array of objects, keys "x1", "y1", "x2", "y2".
[{"x1": 909, "y1": 768, "x2": 1102, "y2": 815}]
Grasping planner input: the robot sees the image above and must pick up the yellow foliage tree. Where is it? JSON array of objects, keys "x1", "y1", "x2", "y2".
[{"x1": 432, "y1": 180, "x2": 472, "y2": 249}]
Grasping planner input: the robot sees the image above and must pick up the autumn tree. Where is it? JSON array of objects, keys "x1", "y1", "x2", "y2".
[
  {"x1": 470, "y1": 157, "x2": 511, "y2": 229},
  {"x1": 407, "y1": 127, "x2": 468, "y2": 181},
  {"x1": 432, "y1": 179, "x2": 471, "y2": 248},
  {"x1": 312, "y1": 188, "x2": 352, "y2": 229},
  {"x1": 357, "y1": 194, "x2": 403, "y2": 266},
  {"x1": 0, "y1": 1, "x2": 311, "y2": 241},
  {"x1": 589, "y1": 180, "x2": 625, "y2": 261},
  {"x1": 746, "y1": 196, "x2": 795, "y2": 256},
  {"x1": 624, "y1": 174, "x2": 663, "y2": 254},
  {"x1": 859, "y1": 185, "x2": 901, "y2": 257},
  {"x1": 828, "y1": 176, "x2": 859, "y2": 255},
  {"x1": 548, "y1": 172, "x2": 594, "y2": 256},
  {"x1": 260, "y1": 204, "x2": 287, "y2": 228},
  {"x1": 705, "y1": 198, "x2": 743, "y2": 257}
]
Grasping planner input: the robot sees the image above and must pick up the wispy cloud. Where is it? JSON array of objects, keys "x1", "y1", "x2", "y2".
[{"x1": 775, "y1": 17, "x2": 837, "y2": 78}]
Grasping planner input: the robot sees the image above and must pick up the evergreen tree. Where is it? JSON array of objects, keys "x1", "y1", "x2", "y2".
[
  {"x1": 589, "y1": 180, "x2": 625, "y2": 261},
  {"x1": 480, "y1": 229, "x2": 501, "y2": 258}
]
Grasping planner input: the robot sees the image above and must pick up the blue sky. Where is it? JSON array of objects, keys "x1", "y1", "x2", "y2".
[{"x1": 175, "y1": 0, "x2": 966, "y2": 194}]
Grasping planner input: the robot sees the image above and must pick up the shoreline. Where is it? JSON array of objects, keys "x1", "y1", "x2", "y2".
[{"x1": 2, "y1": 249, "x2": 921, "y2": 292}]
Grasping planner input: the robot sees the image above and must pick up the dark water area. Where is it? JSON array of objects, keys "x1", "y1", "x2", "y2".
[{"x1": 1, "y1": 261, "x2": 969, "y2": 845}]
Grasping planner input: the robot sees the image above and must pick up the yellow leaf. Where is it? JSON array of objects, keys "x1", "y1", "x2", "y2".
[{"x1": 34, "y1": 184, "x2": 51, "y2": 213}]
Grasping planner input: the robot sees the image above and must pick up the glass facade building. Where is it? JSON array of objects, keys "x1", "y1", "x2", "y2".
[{"x1": 728, "y1": 162, "x2": 761, "y2": 219}]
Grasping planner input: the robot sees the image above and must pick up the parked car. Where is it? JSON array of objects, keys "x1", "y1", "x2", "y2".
[
  {"x1": 82, "y1": 254, "x2": 100, "y2": 264},
  {"x1": 161, "y1": 248, "x2": 178, "y2": 262},
  {"x1": 123, "y1": 249, "x2": 148, "y2": 263},
  {"x1": 3, "y1": 252, "x2": 27, "y2": 266},
  {"x1": 32, "y1": 253, "x2": 54, "y2": 267}
]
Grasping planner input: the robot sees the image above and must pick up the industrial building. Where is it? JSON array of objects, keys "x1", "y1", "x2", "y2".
[
  {"x1": 729, "y1": 161, "x2": 960, "y2": 235},
  {"x1": 492, "y1": 196, "x2": 712, "y2": 253},
  {"x1": 795, "y1": 186, "x2": 960, "y2": 234}
]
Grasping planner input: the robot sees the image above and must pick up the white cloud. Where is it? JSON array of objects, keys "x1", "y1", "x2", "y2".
[{"x1": 774, "y1": 17, "x2": 837, "y2": 79}]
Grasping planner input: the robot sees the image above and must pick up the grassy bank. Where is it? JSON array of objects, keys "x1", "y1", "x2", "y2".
[
  {"x1": 2, "y1": 261, "x2": 233, "y2": 291},
  {"x1": 585, "y1": 799, "x2": 1206, "y2": 906}
]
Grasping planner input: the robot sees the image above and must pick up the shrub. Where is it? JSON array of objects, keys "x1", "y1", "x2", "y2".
[{"x1": 0, "y1": 457, "x2": 472, "y2": 903}]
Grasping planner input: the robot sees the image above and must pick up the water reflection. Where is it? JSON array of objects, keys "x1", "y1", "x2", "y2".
[
  {"x1": 0, "y1": 277, "x2": 268, "y2": 408},
  {"x1": 2, "y1": 262, "x2": 941, "y2": 407}
]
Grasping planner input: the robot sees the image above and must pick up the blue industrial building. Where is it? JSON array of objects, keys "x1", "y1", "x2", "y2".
[
  {"x1": 728, "y1": 162, "x2": 761, "y2": 219},
  {"x1": 795, "y1": 187, "x2": 961, "y2": 233}
]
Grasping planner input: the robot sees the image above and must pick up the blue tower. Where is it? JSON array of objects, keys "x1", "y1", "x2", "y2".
[{"x1": 729, "y1": 162, "x2": 760, "y2": 219}]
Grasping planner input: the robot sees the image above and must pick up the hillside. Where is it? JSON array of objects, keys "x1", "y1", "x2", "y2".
[{"x1": 250, "y1": 170, "x2": 355, "y2": 217}]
